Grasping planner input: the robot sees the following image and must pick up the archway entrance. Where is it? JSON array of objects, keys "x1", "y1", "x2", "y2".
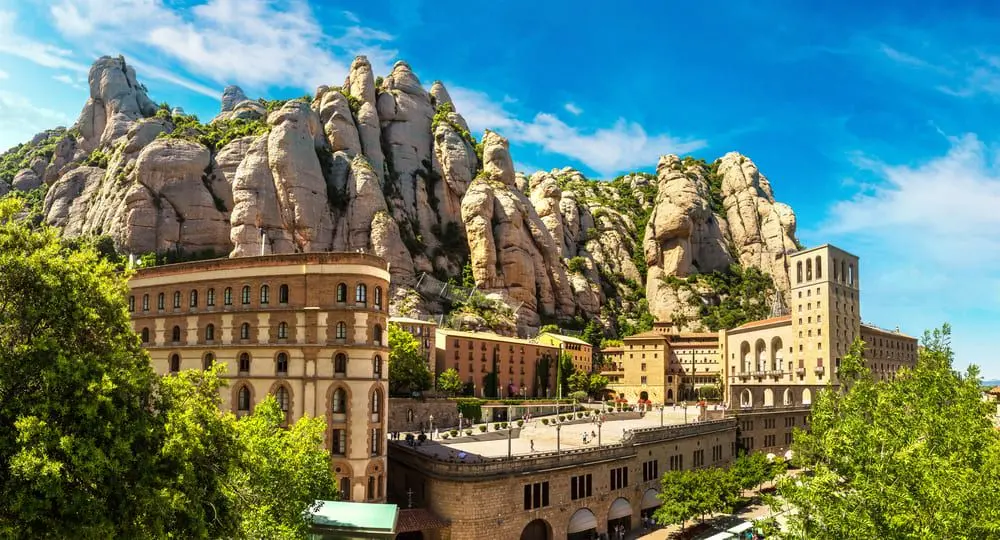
[
  {"x1": 666, "y1": 389, "x2": 673, "y2": 404},
  {"x1": 606, "y1": 497, "x2": 632, "y2": 537},
  {"x1": 640, "y1": 488, "x2": 660, "y2": 520},
  {"x1": 639, "y1": 391, "x2": 648, "y2": 400},
  {"x1": 520, "y1": 518, "x2": 551, "y2": 540},
  {"x1": 567, "y1": 508, "x2": 597, "y2": 540}
]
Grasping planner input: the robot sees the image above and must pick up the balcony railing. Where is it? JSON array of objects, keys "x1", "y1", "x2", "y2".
[
  {"x1": 814, "y1": 366, "x2": 825, "y2": 375},
  {"x1": 795, "y1": 367, "x2": 806, "y2": 376}
]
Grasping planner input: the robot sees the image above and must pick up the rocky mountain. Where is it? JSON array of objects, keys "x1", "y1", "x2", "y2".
[{"x1": 0, "y1": 55, "x2": 801, "y2": 338}]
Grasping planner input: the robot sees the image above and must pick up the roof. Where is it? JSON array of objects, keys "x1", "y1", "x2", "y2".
[
  {"x1": 732, "y1": 315, "x2": 792, "y2": 331},
  {"x1": 601, "y1": 347, "x2": 623, "y2": 353},
  {"x1": 436, "y1": 328, "x2": 559, "y2": 348},
  {"x1": 308, "y1": 500, "x2": 398, "y2": 533},
  {"x1": 670, "y1": 342, "x2": 720, "y2": 349},
  {"x1": 395, "y1": 508, "x2": 450, "y2": 533},
  {"x1": 539, "y1": 332, "x2": 592, "y2": 346},
  {"x1": 860, "y1": 323, "x2": 915, "y2": 340},
  {"x1": 623, "y1": 330, "x2": 670, "y2": 341},
  {"x1": 988, "y1": 386, "x2": 1000, "y2": 395},
  {"x1": 389, "y1": 316, "x2": 438, "y2": 326}
]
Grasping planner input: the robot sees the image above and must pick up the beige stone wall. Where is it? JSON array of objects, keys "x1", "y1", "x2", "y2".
[
  {"x1": 388, "y1": 420, "x2": 737, "y2": 539},
  {"x1": 733, "y1": 406, "x2": 811, "y2": 454},
  {"x1": 860, "y1": 325, "x2": 918, "y2": 381},
  {"x1": 130, "y1": 252, "x2": 390, "y2": 503},
  {"x1": 388, "y1": 397, "x2": 459, "y2": 433}
]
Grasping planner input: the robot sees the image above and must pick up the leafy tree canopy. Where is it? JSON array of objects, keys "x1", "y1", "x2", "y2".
[
  {"x1": 388, "y1": 323, "x2": 432, "y2": 395},
  {"x1": 777, "y1": 325, "x2": 1000, "y2": 540},
  {"x1": 437, "y1": 368, "x2": 463, "y2": 397}
]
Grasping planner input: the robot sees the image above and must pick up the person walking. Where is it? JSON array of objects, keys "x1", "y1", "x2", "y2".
[{"x1": 530, "y1": 439, "x2": 535, "y2": 452}]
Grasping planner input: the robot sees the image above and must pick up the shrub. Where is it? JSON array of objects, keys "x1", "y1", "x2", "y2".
[
  {"x1": 501, "y1": 422, "x2": 508, "y2": 429},
  {"x1": 577, "y1": 412, "x2": 584, "y2": 418},
  {"x1": 465, "y1": 429, "x2": 472, "y2": 436},
  {"x1": 449, "y1": 429, "x2": 458, "y2": 437},
  {"x1": 478, "y1": 425, "x2": 487, "y2": 433},
  {"x1": 517, "y1": 420, "x2": 524, "y2": 427},
  {"x1": 567, "y1": 256, "x2": 587, "y2": 274},
  {"x1": 493, "y1": 423, "x2": 500, "y2": 430},
  {"x1": 558, "y1": 415, "x2": 565, "y2": 421},
  {"x1": 442, "y1": 433, "x2": 450, "y2": 440},
  {"x1": 541, "y1": 418, "x2": 549, "y2": 425}
]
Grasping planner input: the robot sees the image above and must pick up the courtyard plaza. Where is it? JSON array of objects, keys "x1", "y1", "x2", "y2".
[{"x1": 400, "y1": 404, "x2": 707, "y2": 461}]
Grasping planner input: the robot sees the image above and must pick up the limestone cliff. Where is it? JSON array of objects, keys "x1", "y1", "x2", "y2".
[{"x1": 0, "y1": 55, "x2": 802, "y2": 337}]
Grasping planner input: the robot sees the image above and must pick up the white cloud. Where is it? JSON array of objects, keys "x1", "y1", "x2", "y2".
[
  {"x1": 0, "y1": 68, "x2": 7, "y2": 80},
  {"x1": 0, "y1": 91, "x2": 73, "y2": 151},
  {"x1": 0, "y1": 11, "x2": 87, "y2": 72},
  {"x1": 564, "y1": 102, "x2": 582, "y2": 115},
  {"x1": 46, "y1": 0, "x2": 397, "y2": 93},
  {"x1": 342, "y1": 10, "x2": 360, "y2": 24},
  {"x1": 52, "y1": 73, "x2": 86, "y2": 90},
  {"x1": 450, "y1": 86, "x2": 705, "y2": 176}
]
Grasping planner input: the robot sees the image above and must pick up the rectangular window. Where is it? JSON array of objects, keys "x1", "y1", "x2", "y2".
[
  {"x1": 332, "y1": 429, "x2": 346, "y2": 455},
  {"x1": 371, "y1": 428, "x2": 382, "y2": 456},
  {"x1": 785, "y1": 432, "x2": 793, "y2": 445},
  {"x1": 523, "y1": 482, "x2": 550, "y2": 510},
  {"x1": 693, "y1": 449, "x2": 704, "y2": 467},
  {"x1": 640, "y1": 375, "x2": 647, "y2": 384},
  {"x1": 712, "y1": 444, "x2": 723, "y2": 462},
  {"x1": 610, "y1": 466, "x2": 629, "y2": 490},
  {"x1": 142, "y1": 295, "x2": 149, "y2": 311},
  {"x1": 642, "y1": 460, "x2": 659, "y2": 482},
  {"x1": 669, "y1": 455, "x2": 684, "y2": 471},
  {"x1": 570, "y1": 474, "x2": 592, "y2": 500}
]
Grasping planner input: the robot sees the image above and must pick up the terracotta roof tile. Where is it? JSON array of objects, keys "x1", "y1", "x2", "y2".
[
  {"x1": 733, "y1": 315, "x2": 792, "y2": 330},
  {"x1": 396, "y1": 508, "x2": 450, "y2": 533}
]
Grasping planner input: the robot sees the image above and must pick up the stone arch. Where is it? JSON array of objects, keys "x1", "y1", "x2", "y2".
[
  {"x1": 231, "y1": 381, "x2": 256, "y2": 414},
  {"x1": 740, "y1": 388, "x2": 753, "y2": 408},
  {"x1": 796, "y1": 261, "x2": 803, "y2": 283},
  {"x1": 770, "y1": 337, "x2": 783, "y2": 371},
  {"x1": 369, "y1": 384, "x2": 384, "y2": 423},
  {"x1": 802, "y1": 388, "x2": 812, "y2": 405},
  {"x1": 275, "y1": 351, "x2": 289, "y2": 374},
  {"x1": 783, "y1": 387, "x2": 793, "y2": 406},
  {"x1": 740, "y1": 341, "x2": 751, "y2": 373},
  {"x1": 520, "y1": 518, "x2": 552, "y2": 540},
  {"x1": 763, "y1": 388, "x2": 774, "y2": 407},
  {"x1": 666, "y1": 389, "x2": 673, "y2": 403},
  {"x1": 327, "y1": 383, "x2": 352, "y2": 416},
  {"x1": 334, "y1": 351, "x2": 348, "y2": 375},
  {"x1": 373, "y1": 353, "x2": 383, "y2": 380},
  {"x1": 202, "y1": 351, "x2": 215, "y2": 370},
  {"x1": 365, "y1": 460, "x2": 383, "y2": 501},
  {"x1": 815, "y1": 255, "x2": 822, "y2": 279},
  {"x1": 331, "y1": 461, "x2": 354, "y2": 501},
  {"x1": 754, "y1": 339, "x2": 767, "y2": 372},
  {"x1": 567, "y1": 508, "x2": 598, "y2": 538},
  {"x1": 607, "y1": 497, "x2": 632, "y2": 532}
]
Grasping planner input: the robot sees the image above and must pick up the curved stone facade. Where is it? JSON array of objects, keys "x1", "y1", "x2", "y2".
[{"x1": 128, "y1": 252, "x2": 390, "y2": 503}]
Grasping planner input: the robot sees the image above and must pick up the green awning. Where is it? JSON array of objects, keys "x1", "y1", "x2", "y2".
[{"x1": 308, "y1": 500, "x2": 399, "y2": 539}]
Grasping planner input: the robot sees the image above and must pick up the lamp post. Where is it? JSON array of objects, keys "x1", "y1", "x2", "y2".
[
  {"x1": 660, "y1": 404, "x2": 664, "y2": 427},
  {"x1": 458, "y1": 412, "x2": 463, "y2": 432},
  {"x1": 507, "y1": 404, "x2": 513, "y2": 458},
  {"x1": 429, "y1": 415, "x2": 434, "y2": 440},
  {"x1": 597, "y1": 419, "x2": 603, "y2": 447},
  {"x1": 556, "y1": 424, "x2": 561, "y2": 454}
]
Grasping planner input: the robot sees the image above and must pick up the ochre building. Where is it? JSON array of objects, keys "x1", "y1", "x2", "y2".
[
  {"x1": 435, "y1": 328, "x2": 560, "y2": 398},
  {"x1": 538, "y1": 332, "x2": 594, "y2": 373},
  {"x1": 719, "y1": 244, "x2": 918, "y2": 454},
  {"x1": 389, "y1": 316, "x2": 438, "y2": 372},
  {"x1": 128, "y1": 252, "x2": 390, "y2": 503}
]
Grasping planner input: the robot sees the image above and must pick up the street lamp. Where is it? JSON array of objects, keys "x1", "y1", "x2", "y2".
[
  {"x1": 507, "y1": 404, "x2": 513, "y2": 458},
  {"x1": 597, "y1": 419, "x2": 603, "y2": 447},
  {"x1": 429, "y1": 415, "x2": 434, "y2": 440},
  {"x1": 458, "y1": 412, "x2": 463, "y2": 432},
  {"x1": 556, "y1": 424, "x2": 561, "y2": 454},
  {"x1": 660, "y1": 405, "x2": 664, "y2": 427}
]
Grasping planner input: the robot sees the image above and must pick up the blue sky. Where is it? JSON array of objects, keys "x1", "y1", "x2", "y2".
[{"x1": 1, "y1": 0, "x2": 999, "y2": 376}]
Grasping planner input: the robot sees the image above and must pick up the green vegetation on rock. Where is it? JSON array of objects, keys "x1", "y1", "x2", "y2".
[
  {"x1": 431, "y1": 102, "x2": 476, "y2": 146},
  {"x1": 0, "y1": 128, "x2": 69, "y2": 184},
  {"x1": 664, "y1": 264, "x2": 775, "y2": 331},
  {"x1": 157, "y1": 111, "x2": 270, "y2": 152}
]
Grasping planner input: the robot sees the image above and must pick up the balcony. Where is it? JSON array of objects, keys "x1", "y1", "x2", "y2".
[
  {"x1": 814, "y1": 366, "x2": 825, "y2": 376},
  {"x1": 739, "y1": 372, "x2": 751, "y2": 381},
  {"x1": 795, "y1": 367, "x2": 806, "y2": 376},
  {"x1": 753, "y1": 371, "x2": 765, "y2": 379},
  {"x1": 770, "y1": 370, "x2": 784, "y2": 378}
]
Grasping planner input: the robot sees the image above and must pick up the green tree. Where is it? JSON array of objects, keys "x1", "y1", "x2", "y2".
[
  {"x1": 557, "y1": 352, "x2": 575, "y2": 397},
  {"x1": 654, "y1": 467, "x2": 737, "y2": 531},
  {"x1": 538, "y1": 324, "x2": 560, "y2": 335},
  {"x1": 437, "y1": 368, "x2": 463, "y2": 397},
  {"x1": 581, "y1": 319, "x2": 604, "y2": 347},
  {"x1": 388, "y1": 323, "x2": 432, "y2": 395},
  {"x1": 777, "y1": 326, "x2": 1000, "y2": 540},
  {"x1": 587, "y1": 373, "x2": 609, "y2": 396},
  {"x1": 729, "y1": 451, "x2": 771, "y2": 496},
  {"x1": 567, "y1": 369, "x2": 590, "y2": 394}
]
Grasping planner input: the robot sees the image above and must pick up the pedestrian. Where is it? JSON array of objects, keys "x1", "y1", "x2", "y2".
[{"x1": 530, "y1": 439, "x2": 534, "y2": 452}]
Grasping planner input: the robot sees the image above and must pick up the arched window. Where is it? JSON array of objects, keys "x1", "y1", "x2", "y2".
[
  {"x1": 277, "y1": 322, "x2": 288, "y2": 339},
  {"x1": 374, "y1": 286, "x2": 382, "y2": 309},
  {"x1": 339, "y1": 477, "x2": 351, "y2": 501},
  {"x1": 848, "y1": 264, "x2": 854, "y2": 286},
  {"x1": 241, "y1": 286, "x2": 251, "y2": 305},
  {"x1": 141, "y1": 328, "x2": 149, "y2": 343},
  {"x1": 239, "y1": 352, "x2": 251, "y2": 374},
  {"x1": 332, "y1": 388, "x2": 346, "y2": 413},
  {"x1": 260, "y1": 285, "x2": 270, "y2": 305},
  {"x1": 740, "y1": 389, "x2": 752, "y2": 408},
  {"x1": 275, "y1": 386, "x2": 290, "y2": 414},
  {"x1": 796, "y1": 261, "x2": 802, "y2": 283},
  {"x1": 802, "y1": 388, "x2": 813, "y2": 405},
  {"x1": 203, "y1": 352, "x2": 215, "y2": 370},
  {"x1": 806, "y1": 259, "x2": 813, "y2": 281},
  {"x1": 169, "y1": 354, "x2": 180, "y2": 373},
  {"x1": 279, "y1": 284, "x2": 289, "y2": 304},
  {"x1": 240, "y1": 322, "x2": 250, "y2": 340},
  {"x1": 373, "y1": 355, "x2": 382, "y2": 379},
  {"x1": 336, "y1": 283, "x2": 347, "y2": 302},
  {"x1": 335, "y1": 353, "x2": 347, "y2": 374},
  {"x1": 173, "y1": 291, "x2": 181, "y2": 309},
  {"x1": 205, "y1": 324, "x2": 215, "y2": 342},
  {"x1": 189, "y1": 290, "x2": 198, "y2": 308},
  {"x1": 157, "y1": 293, "x2": 165, "y2": 310},
  {"x1": 276, "y1": 352, "x2": 288, "y2": 374},
  {"x1": 372, "y1": 389, "x2": 382, "y2": 415},
  {"x1": 815, "y1": 256, "x2": 822, "y2": 279},
  {"x1": 373, "y1": 324, "x2": 383, "y2": 345},
  {"x1": 783, "y1": 388, "x2": 793, "y2": 406},
  {"x1": 237, "y1": 386, "x2": 251, "y2": 412},
  {"x1": 207, "y1": 288, "x2": 215, "y2": 306},
  {"x1": 224, "y1": 287, "x2": 232, "y2": 306},
  {"x1": 128, "y1": 296, "x2": 135, "y2": 312},
  {"x1": 355, "y1": 284, "x2": 367, "y2": 305},
  {"x1": 367, "y1": 476, "x2": 375, "y2": 500},
  {"x1": 171, "y1": 326, "x2": 181, "y2": 343},
  {"x1": 142, "y1": 294, "x2": 149, "y2": 311},
  {"x1": 336, "y1": 322, "x2": 347, "y2": 340}
]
